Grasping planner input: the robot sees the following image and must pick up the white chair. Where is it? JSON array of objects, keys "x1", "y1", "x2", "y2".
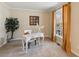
[{"x1": 22, "y1": 30, "x2": 37, "y2": 52}]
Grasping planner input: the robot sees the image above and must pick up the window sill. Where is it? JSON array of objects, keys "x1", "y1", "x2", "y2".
[{"x1": 56, "y1": 34, "x2": 62, "y2": 39}]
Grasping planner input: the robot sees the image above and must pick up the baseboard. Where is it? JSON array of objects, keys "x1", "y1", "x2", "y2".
[
  {"x1": 71, "y1": 49, "x2": 79, "y2": 57},
  {"x1": 0, "y1": 41, "x2": 7, "y2": 47}
]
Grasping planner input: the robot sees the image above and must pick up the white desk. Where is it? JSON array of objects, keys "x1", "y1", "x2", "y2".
[
  {"x1": 22, "y1": 32, "x2": 44, "y2": 53},
  {"x1": 24, "y1": 32, "x2": 44, "y2": 41}
]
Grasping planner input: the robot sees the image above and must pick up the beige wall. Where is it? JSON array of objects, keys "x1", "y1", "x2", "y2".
[
  {"x1": 0, "y1": 3, "x2": 10, "y2": 44},
  {"x1": 71, "y1": 2, "x2": 79, "y2": 56},
  {"x1": 0, "y1": 3, "x2": 52, "y2": 47},
  {"x1": 10, "y1": 9, "x2": 51, "y2": 38}
]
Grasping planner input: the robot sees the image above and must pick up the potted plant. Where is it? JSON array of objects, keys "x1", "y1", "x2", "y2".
[{"x1": 5, "y1": 17, "x2": 19, "y2": 42}]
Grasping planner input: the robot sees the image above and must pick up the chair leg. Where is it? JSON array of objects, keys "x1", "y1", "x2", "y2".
[
  {"x1": 28, "y1": 42, "x2": 30, "y2": 49},
  {"x1": 22, "y1": 40, "x2": 25, "y2": 50},
  {"x1": 26, "y1": 41, "x2": 28, "y2": 53},
  {"x1": 35, "y1": 40, "x2": 36, "y2": 45}
]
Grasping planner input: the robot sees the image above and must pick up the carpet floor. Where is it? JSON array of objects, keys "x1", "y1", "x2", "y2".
[{"x1": 0, "y1": 38, "x2": 76, "y2": 57}]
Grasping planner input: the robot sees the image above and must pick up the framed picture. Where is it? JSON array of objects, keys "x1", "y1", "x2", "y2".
[{"x1": 29, "y1": 16, "x2": 39, "y2": 25}]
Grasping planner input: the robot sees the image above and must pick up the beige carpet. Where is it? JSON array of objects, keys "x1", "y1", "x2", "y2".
[{"x1": 0, "y1": 38, "x2": 76, "y2": 57}]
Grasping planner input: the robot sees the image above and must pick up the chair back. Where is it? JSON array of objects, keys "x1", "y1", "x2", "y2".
[{"x1": 24, "y1": 30, "x2": 32, "y2": 35}]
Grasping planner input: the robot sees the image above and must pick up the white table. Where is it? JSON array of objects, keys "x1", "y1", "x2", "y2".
[
  {"x1": 31, "y1": 32, "x2": 44, "y2": 40},
  {"x1": 22, "y1": 32, "x2": 44, "y2": 53}
]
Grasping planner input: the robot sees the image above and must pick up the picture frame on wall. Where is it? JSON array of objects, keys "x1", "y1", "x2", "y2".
[{"x1": 29, "y1": 16, "x2": 39, "y2": 25}]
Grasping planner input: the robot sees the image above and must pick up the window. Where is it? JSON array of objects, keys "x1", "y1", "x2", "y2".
[
  {"x1": 29, "y1": 16, "x2": 39, "y2": 25},
  {"x1": 55, "y1": 8, "x2": 63, "y2": 36}
]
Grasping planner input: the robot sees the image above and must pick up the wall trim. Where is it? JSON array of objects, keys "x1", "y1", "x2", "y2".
[
  {"x1": 0, "y1": 41, "x2": 7, "y2": 47},
  {"x1": 71, "y1": 49, "x2": 79, "y2": 57}
]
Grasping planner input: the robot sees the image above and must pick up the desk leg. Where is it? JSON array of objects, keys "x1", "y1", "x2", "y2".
[
  {"x1": 42, "y1": 36, "x2": 44, "y2": 45},
  {"x1": 39, "y1": 38, "x2": 41, "y2": 45},
  {"x1": 43, "y1": 36, "x2": 44, "y2": 41}
]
